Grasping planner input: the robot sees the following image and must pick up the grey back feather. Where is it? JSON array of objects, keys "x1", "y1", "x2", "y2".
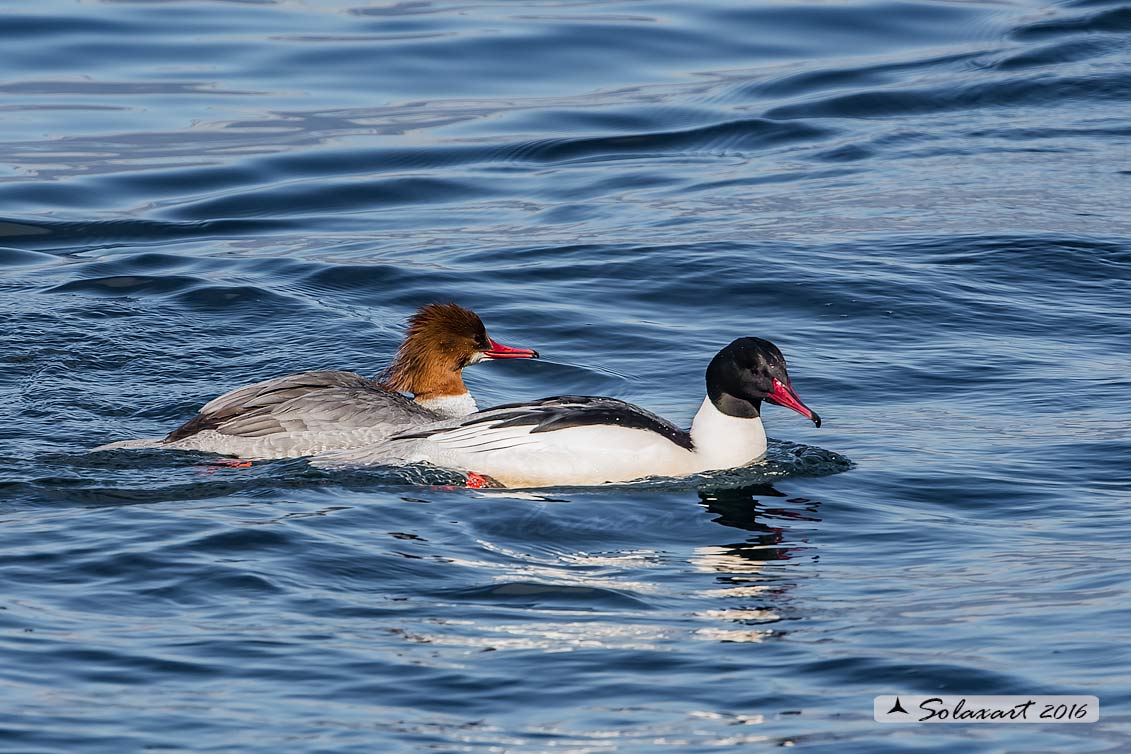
[{"x1": 166, "y1": 370, "x2": 437, "y2": 442}]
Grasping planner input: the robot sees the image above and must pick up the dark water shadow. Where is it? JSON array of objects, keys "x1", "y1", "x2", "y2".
[{"x1": 698, "y1": 483, "x2": 822, "y2": 567}]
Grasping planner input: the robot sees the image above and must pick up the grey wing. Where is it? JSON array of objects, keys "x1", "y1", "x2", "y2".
[
  {"x1": 166, "y1": 371, "x2": 437, "y2": 441},
  {"x1": 195, "y1": 371, "x2": 370, "y2": 415}
]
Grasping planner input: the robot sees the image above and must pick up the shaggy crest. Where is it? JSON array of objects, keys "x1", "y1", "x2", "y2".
[{"x1": 379, "y1": 303, "x2": 489, "y2": 398}]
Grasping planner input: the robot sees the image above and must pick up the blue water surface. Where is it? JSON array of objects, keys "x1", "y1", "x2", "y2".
[{"x1": 1, "y1": 0, "x2": 1130, "y2": 751}]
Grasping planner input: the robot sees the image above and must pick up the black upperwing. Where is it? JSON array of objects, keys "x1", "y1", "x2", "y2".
[{"x1": 393, "y1": 395, "x2": 694, "y2": 450}]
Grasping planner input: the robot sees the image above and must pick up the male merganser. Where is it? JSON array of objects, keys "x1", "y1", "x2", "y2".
[
  {"x1": 94, "y1": 303, "x2": 539, "y2": 459},
  {"x1": 313, "y1": 337, "x2": 820, "y2": 487}
]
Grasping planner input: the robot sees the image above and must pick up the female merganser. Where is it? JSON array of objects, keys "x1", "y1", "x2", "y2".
[
  {"x1": 313, "y1": 337, "x2": 820, "y2": 487},
  {"x1": 94, "y1": 303, "x2": 539, "y2": 459}
]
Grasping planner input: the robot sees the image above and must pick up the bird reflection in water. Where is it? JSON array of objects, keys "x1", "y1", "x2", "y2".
[{"x1": 691, "y1": 484, "x2": 822, "y2": 643}]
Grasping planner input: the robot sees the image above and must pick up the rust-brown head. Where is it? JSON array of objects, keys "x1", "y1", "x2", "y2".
[{"x1": 380, "y1": 303, "x2": 539, "y2": 400}]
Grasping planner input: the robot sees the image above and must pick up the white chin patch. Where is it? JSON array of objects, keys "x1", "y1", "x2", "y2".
[{"x1": 416, "y1": 393, "x2": 479, "y2": 418}]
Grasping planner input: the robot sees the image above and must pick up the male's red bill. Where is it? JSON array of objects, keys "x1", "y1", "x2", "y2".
[{"x1": 767, "y1": 378, "x2": 821, "y2": 428}]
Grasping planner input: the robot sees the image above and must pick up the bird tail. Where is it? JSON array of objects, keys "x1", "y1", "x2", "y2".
[{"x1": 91, "y1": 437, "x2": 165, "y2": 452}]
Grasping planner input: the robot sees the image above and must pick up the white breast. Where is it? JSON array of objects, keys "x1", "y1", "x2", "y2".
[{"x1": 687, "y1": 397, "x2": 767, "y2": 470}]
